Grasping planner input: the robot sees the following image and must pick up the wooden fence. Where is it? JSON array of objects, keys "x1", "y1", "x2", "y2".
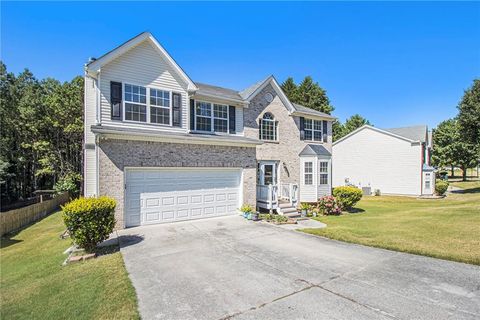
[{"x1": 0, "y1": 192, "x2": 70, "y2": 237}]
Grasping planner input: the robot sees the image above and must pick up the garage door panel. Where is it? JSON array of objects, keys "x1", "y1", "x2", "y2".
[{"x1": 125, "y1": 168, "x2": 242, "y2": 227}]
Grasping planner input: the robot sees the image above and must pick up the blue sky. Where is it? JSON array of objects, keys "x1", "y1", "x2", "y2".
[{"x1": 2, "y1": 1, "x2": 479, "y2": 129}]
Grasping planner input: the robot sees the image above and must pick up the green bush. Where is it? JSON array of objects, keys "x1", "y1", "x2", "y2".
[
  {"x1": 54, "y1": 172, "x2": 82, "y2": 197},
  {"x1": 435, "y1": 180, "x2": 449, "y2": 196},
  {"x1": 333, "y1": 186, "x2": 363, "y2": 210},
  {"x1": 62, "y1": 197, "x2": 116, "y2": 252}
]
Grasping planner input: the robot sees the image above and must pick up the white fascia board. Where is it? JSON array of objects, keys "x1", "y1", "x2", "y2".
[
  {"x1": 92, "y1": 127, "x2": 262, "y2": 148},
  {"x1": 290, "y1": 111, "x2": 336, "y2": 121},
  {"x1": 192, "y1": 93, "x2": 249, "y2": 106}
]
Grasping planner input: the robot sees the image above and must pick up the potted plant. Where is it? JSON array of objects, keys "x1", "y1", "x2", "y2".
[
  {"x1": 251, "y1": 211, "x2": 259, "y2": 221},
  {"x1": 299, "y1": 203, "x2": 310, "y2": 217},
  {"x1": 240, "y1": 204, "x2": 253, "y2": 219}
]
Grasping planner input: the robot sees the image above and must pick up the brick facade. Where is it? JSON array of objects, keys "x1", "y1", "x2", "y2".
[
  {"x1": 244, "y1": 83, "x2": 332, "y2": 188},
  {"x1": 98, "y1": 139, "x2": 257, "y2": 228}
]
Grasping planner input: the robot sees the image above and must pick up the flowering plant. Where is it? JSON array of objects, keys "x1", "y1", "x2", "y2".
[{"x1": 317, "y1": 196, "x2": 342, "y2": 216}]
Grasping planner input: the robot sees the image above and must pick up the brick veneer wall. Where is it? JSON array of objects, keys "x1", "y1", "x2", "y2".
[
  {"x1": 98, "y1": 138, "x2": 257, "y2": 228},
  {"x1": 244, "y1": 83, "x2": 332, "y2": 189}
]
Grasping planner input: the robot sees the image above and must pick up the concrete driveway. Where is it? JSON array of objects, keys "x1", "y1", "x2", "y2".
[{"x1": 118, "y1": 216, "x2": 480, "y2": 320}]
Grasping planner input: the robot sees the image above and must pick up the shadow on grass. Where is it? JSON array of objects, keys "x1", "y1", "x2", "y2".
[
  {"x1": 451, "y1": 187, "x2": 480, "y2": 194},
  {"x1": 0, "y1": 237, "x2": 23, "y2": 249},
  {"x1": 345, "y1": 208, "x2": 365, "y2": 214}
]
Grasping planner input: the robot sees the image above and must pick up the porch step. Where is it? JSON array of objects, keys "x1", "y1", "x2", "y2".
[
  {"x1": 284, "y1": 212, "x2": 301, "y2": 218},
  {"x1": 277, "y1": 205, "x2": 299, "y2": 216},
  {"x1": 279, "y1": 202, "x2": 294, "y2": 209}
]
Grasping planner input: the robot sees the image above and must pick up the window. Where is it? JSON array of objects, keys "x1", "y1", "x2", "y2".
[
  {"x1": 319, "y1": 161, "x2": 328, "y2": 185},
  {"x1": 195, "y1": 101, "x2": 229, "y2": 133},
  {"x1": 304, "y1": 162, "x2": 313, "y2": 185},
  {"x1": 150, "y1": 89, "x2": 170, "y2": 125},
  {"x1": 425, "y1": 173, "x2": 431, "y2": 189},
  {"x1": 125, "y1": 84, "x2": 147, "y2": 122},
  {"x1": 304, "y1": 119, "x2": 323, "y2": 142},
  {"x1": 123, "y1": 84, "x2": 175, "y2": 125},
  {"x1": 213, "y1": 104, "x2": 228, "y2": 133},
  {"x1": 260, "y1": 112, "x2": 278, "y2": 141}
]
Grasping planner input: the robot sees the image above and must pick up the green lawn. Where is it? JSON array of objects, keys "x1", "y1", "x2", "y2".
[
  {"x1": 302, "y1": 180, "x2": 480, "y2": 265},
  {"x1": 1, "y1": 212, "x2": 139, "y2": 320}
]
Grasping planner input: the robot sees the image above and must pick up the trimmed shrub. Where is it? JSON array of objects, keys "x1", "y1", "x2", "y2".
[
  {"x1": 435, "y1": 180, "x2": 449, "y2": 196},
  {"x1": 318, "y1": 196, "x2": 342, "y2": 215},
  {"x1": 333, "y1": 186, "x2": 363, "y2": 210},
  {"x1": 62, "y1": 197, "x2": 116, "y2": 252}
]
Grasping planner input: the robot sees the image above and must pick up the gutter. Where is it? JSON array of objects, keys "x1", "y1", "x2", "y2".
[{"x1": 91, "y1": 125, "x2": 262, "y2": 147}]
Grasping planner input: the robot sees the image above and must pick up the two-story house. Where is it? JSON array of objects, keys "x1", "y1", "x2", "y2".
[{"x1": 84, "y1": 32, "x2": 334, "y2": 228}]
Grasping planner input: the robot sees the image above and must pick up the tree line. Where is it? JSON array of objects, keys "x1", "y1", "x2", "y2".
[
  {"x1": 280, "y1": 76, "x2": 372, "y2": 141},
  {"x1": 432, "y1": 80, "x2": 480, "y2": 180},
  {"x1": 0, "y1": 62, "x2": 84, "y2": 206}
]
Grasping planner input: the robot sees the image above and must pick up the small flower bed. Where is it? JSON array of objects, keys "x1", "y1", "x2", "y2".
[{"x1": 259, "y1": 213, "x2": 295, "y2": 224}]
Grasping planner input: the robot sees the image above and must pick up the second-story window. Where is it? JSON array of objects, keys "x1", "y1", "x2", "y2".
[
  {"x1": 304, "y1": 119, "x2": 323, "y2": 141},
  {"x1": 259, "y1": 112, "x2": 278, "y2": 141},
  {"x1": 195, "y1": 101, "x2": 229, "y2": 133},
  {"x1": 150, "y1": 89, "x2": 170, "y2": 125},
  {"x1": 125, "y1": 84, "x2": 147, "y2": 122}
]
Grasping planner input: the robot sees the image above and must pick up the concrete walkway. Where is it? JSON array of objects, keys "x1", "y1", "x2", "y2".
[{"x1": 118, "y1": 215, "x2": 480, "y2": 320}]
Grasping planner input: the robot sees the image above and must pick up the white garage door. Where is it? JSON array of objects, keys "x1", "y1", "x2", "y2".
[{"x1": 125, "y1": 168, "x2": 242, "y2": 227}]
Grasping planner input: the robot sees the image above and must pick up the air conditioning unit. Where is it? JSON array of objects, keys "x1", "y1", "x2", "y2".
[{"x1": 362, "y1": 187, "x2": 372, "y2": 196}]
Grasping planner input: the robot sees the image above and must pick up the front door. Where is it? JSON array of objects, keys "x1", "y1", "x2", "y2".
[{"x1": 258, "y1": 161, "x2": 278, "y2": 186}]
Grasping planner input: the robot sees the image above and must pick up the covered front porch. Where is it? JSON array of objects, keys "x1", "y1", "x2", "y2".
[{"x1": 255, "y1": 160, "x2": 298, "y2": 214}]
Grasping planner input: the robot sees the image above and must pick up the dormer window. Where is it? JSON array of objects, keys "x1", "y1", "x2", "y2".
[{"x1": 259, "y1": 112, "x2": 278, "y2": 141}]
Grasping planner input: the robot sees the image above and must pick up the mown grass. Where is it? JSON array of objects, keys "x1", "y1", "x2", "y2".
[
  {"x1": 302, "y1": 180, "x2": 480, "y2": 265},
  {"x1": 0, "y1": 212, "x2": 139, "y2": 320}
]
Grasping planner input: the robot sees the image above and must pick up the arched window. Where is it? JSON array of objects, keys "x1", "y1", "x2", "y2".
[{"x1": 259, "y1": 112, "x2": 278, "y2": 141}]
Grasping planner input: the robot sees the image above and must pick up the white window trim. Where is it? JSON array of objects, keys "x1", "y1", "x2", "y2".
[
  {"x1": 304, "y1": 161, "x2": 313, "y2": 185},
  {"x1": 304, "y1": 118, "x2": 323, "y2": 142},
  {"x1": 260, "y1": 113, "x2": 278, "y2": 141},
  {"x1": 122, "y1": 82, "x2": 174, "y2": 127},
  {"x1": 319, "y1": 161, "x2": 329, "y2": 185},
  {"x1": 194, "y1": 100, "x2": 229, "y2": 134}
]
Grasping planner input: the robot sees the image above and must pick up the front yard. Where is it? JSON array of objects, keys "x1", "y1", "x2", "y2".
[
  {"x1": 302, "y1": 180, "x2": 480, "y2": 265},
  {"x1": 0, "y1": 212, "x2": 139, "y2": 320}
]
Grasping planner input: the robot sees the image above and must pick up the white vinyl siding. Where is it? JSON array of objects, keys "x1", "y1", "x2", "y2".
[
  {"x1": 84, "y1": 148, "x2": 97, "y2": 197},
  {"x1": 100, "y1": 40, "x2": 188, "y2": 132},
  {"x1": 84, "y1": 74, "x2": 98, "y2": 196},
  {"x1": 235, "y1": 106, "x2": 244, "y2": 135},
  {"x1": 332, "y1": 127, "x2": 422, "y2": 196},
  {"x1": 84, "y1": 75, "x2": 97, "y2": 144}
]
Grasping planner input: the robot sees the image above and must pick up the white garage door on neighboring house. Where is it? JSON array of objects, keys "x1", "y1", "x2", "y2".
[{"x1": 125, "y1": 168, "x2": 242, "y2": 227}]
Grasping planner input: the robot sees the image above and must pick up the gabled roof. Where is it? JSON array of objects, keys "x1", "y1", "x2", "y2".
[
  {"x1": 384, "y1": 125, "x2": 428, "y2": 143},
  {"x1": 238, "y1": 75, "x2": 296, "y2": 112},
  {"x1": 291, "y1": 103, "x2": 336, "y2": 120},
  {"x1": 194, "y1": 82, "x2": 244, "y2": 103},
  {"x1": 299, "y1": 144, "x2": 332, "y2": 156},
  {"x1": 85, "y1": 32, "x2": 198, "y2": 91},
  {"x1": 333, "y1": 125, "x2": 418, "y2": 146}
]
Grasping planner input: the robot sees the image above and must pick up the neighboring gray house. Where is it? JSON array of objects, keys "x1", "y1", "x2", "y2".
[
  {"x1": 332, "y1": 125, "x2": 435, "y2": 196},
  {"x1": 84, "y1": 32, "x2": 335, "y2": 228}
]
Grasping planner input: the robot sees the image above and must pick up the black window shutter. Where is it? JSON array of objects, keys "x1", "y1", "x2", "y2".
[
  {"x1": 323, "y1": 120, "x2": 328, "y2": 142},
  {"x1": 228, "y1": 106, "x2": 236, "y2": 134},
  {"x1": 190, "y1": 99, "x2": 195, "y2": 130},
  {"x1": 110, "y1": 82, "x2": 122, "y2": 120},
  {"x1": 172, "y1": 93, "x2": 182, "y2": 127},
  {"x1": 299, "y1": 117, "x2": 305, "y2": 140},
  {"x1": 259, "y1": 120, "x2": 263, "y2": 139}
]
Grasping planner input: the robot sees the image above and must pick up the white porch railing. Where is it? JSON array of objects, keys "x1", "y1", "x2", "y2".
[
  {"x1": 256, "y1": 184, "x2": 278, "y2": 210},
  {"x1": 279, "y1": 183, "x2": 299, "y2": 207},
  {"x1": 257, "y1": 183, "x2": 298, "y2": 211}
]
